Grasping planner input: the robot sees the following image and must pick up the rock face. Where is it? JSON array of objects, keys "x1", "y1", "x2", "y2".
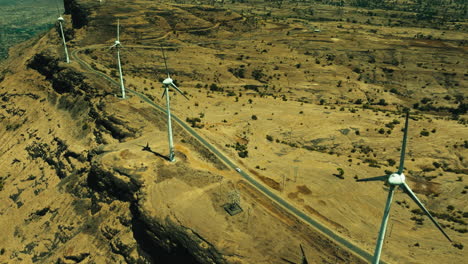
[
  {"x1": 28, "y1": 52, "x2": 92, "y2": 95},
  {"x1": 0, "y1": 30, "x2": 202, "y2": 264},
  {"x1": 64, "y1": 0, "x2": 90, "y2": 29}
]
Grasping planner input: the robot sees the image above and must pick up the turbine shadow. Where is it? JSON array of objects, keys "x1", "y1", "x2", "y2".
[
  {"x1": 137, "y1": 143, "x2": 170, "y2": 161},
  {"x1": 280, "y1": 257, "x2": 296, "y2": 264}
]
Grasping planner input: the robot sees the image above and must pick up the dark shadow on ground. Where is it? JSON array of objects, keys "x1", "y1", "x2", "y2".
[{"x1": 137, "y1": 143, "x2": 170, "y2": 161}]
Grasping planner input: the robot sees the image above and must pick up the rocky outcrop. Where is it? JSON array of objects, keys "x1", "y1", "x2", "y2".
[
  {"x1": 85, "y1": 148, "x2": 206, "y2": 263},
  {"x1": 134, "y1": 208, "x2": 225, "y2": 264},
  {"x1": 87, "y1": 162, "x2": 142, "y2": 202},
  {"x1": 25, "y1": 137, "x2": 81, "y2": 179},
  {"x1": 27, "y1": 52, "x2": 61, "y2": 80},
  {"x1": 27, "y1": 49, "x2": 138, "y2": 143},
  {"x1": 27, "y1": 51, "x2": 92, "y2": 95},
  {"x1": 64, "y1": 0, "x2": 90, "y2": 29},
  {"x1": 88, "y1": 105, "x2": 139, "y2": 142}
]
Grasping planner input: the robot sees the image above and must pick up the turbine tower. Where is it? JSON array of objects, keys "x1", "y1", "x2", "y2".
[
  {"x1": 160, "y1": 45, "x2": 189, "y2": 162},
  {"x1": 110, "y1": 19, "x2": 126, "y2": 99},
  {"x1": 356, "y1": 111, "x2": 452, "y2": 264},
  {"x1": 56, "y1": 9, "x2": 69, "y2": 63}
]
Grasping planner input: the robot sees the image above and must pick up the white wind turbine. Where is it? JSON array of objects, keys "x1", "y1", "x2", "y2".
[
  {"x1": 160, "y1": 45, "x2": 189, "y2": 162},
  {"x1": 110, "y1": 19, "x2": 126, "y2": 99},
  {"x1": 56, "y1": 6, "x2": 69, "y2": 63},
  {"x1": 357, "y1": 111, "x2": 452, "y2": 264}
]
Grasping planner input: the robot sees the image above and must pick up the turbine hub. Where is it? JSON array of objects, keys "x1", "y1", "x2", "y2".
[
  {"x1": 162, "y1": 77, "x2": 173, "y2": 85},
  {"x1": 114, "y1": 40, "x2": 121, "y2": 46},
  {"x1": 388, "y1": 173, "x2": 405, "y2": 185}
]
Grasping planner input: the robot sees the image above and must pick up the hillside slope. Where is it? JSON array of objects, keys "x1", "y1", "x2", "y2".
[{"x1": 0, "y1": 0, "x2": 466, "y2": 263}]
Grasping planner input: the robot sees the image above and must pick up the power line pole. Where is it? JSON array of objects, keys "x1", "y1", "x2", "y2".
[
  {"x1": 282, "y1": 174, "x2": 285, "y2": 192},
  {"x1": 294, "y1": 166, "x2": 298, "y2": 182}
]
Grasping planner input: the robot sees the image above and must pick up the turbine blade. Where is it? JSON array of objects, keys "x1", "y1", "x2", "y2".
[
  {"x1": 55, "y1": 0, "x2": 61, "y2": 16},
  {"x1": 160, "y1": 44, "x2": 170, "y2": 77},
  {"x1": 401, "y1": 183, "x2": 452, "y2": 242},
  {"x1": 356, "y1": 175, "x2": 388, "y2": 182},
  {"x1": 117, "y1": 19, "x2": 120, "y2": 41},
  {"x1": 398, "y1": 111, "x2": 410, "y2": 174},
  {"x1": 171, "y1": 83, "x2": 189, "y2": 100}
]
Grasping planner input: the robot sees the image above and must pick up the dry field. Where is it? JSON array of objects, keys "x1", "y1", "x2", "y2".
[{"x1": 0, "y1": 0, "x2": 466, "y2": 263}]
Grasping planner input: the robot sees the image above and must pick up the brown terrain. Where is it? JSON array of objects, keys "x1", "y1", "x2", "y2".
[{"x1": 0, "y1": 0, "x2": 467, "y2": 263}]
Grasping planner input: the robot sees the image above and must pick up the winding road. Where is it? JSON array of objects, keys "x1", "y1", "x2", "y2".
[{"x1": 71, "y1": 44, "x2": 381, "y2": 264}]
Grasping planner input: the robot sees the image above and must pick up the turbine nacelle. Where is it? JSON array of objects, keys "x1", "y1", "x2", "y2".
[
  {"x1": 114, "y1": 40, "x2": 121, "y2": 47},
  {"x1": 162, "y1": 77, "x2": 173, "y2": 86},
  {"x1": 57, "y1": 16, "x2": 64, "y2": 22},
  {"x1": 388, "y1": 173, "x2": 405, "y2": 185}
]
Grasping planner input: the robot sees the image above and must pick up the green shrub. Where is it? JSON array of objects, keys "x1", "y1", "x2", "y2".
[
  {"x1": 420, "y1": 130, "x2": 430, "y2": 136},
  {"x1": 336, "y1": 168, "x2": 345, "y2": 179},
  {"x1": 238, "y1": 151, "x2": 248, "y2": 158}
]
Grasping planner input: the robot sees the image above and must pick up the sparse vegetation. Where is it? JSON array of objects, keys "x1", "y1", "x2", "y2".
[
  {"x1": 186, "y1": 117, "x2": 204, "y2": 128},
  {"x1": 335, "y1": 168, "x2": 345, "y2": 179},
  {"x1": 420, "y1": 130, "x2": 430, "y2": 137},
  {"x1": 453, "y1": 243, "x2": 464, "y2": 250},
  {"x1": 226, "y1": 142, "x2": 249, "y2": 158}
]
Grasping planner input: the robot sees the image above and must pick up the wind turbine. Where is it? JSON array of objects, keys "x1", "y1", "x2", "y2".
[
  {"x1": 356, "y1": 111, "x2": 452, "y2": 264},
  {"x1": 110, "y1": 19, "x2": 126, "y2": 99},
  {"x1": 56, "y1": 5, "x2": 69, "y2": 63},
  {"x1": 160, "y1": 45, "x2": 189, "y2": 162}
]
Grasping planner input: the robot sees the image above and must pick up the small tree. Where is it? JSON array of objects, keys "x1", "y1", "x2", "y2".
[
  {"x1": 336, "y1": 168, "x2": 345, "y2": 179},
  {"x1": 377, "y1": 99, "x2": 388, "y2": 106},
  {"x1": 238, "y1": 151, "x2": 248, "y2": 158}
]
